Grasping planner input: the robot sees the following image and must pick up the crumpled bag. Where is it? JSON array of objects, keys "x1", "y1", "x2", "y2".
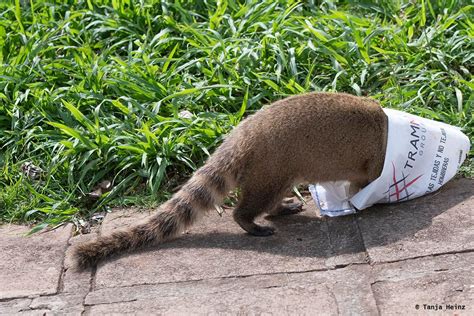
[{"x1": 310, "y1": 108, "x2": 471, "y2": 217}]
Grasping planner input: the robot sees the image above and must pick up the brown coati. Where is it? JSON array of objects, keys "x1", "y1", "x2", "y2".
[{"x1": 74, "y1": 92, "x2": 388, "y2": 269}]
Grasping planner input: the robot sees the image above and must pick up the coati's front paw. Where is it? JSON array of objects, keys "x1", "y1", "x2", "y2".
[
  {"x1": 250, "y1": 225, "x2": 275, "y2": 236},
  {"x1": 269, "y1": 202, "x2": 304, "y2": 216}
]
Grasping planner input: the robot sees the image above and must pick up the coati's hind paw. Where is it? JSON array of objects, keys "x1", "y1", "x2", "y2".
[
  {"x1": 269, "y1": 202, "x2": 304, "y2": 216},
  {"x1": 249, "y1": 225, "x2": 275, "y2": 236}
]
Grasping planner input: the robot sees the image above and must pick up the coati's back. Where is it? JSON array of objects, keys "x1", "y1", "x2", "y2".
[
  {"x1": 227, "y1": 92, "x2": 386, "y2": 185},
  {"x1": 74, "y1": 92, "x2": 387, "y2": 269}
]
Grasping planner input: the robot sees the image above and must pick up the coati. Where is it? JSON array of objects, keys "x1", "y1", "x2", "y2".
[{"x1": 74, "y1": 92, "x2": 388, "y2": 269}]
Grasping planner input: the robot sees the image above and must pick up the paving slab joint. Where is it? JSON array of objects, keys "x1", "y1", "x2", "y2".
[
  {"x1": 84, "y1": 298, "x2": 139, "y2": 308},
  {"x1": 369, "y1": 280, "x2": 383, "y2": 315},
  {"x1": 353, "y1": 216, "x2": 373, "y2": 264},
  {"x1": 57, "y1": 228, "x2": 75, "y2": 294},
  {"x1": 0, "y1": 292, "x2": 61, "y2": 303},
  {"x1": 370, "y1": 248, "x2": 474, "y2": 266},
  {"x1": 89, "y1": 262, "x2": 371, "y2": 295},
  {"x1": 0, "y1": 296, "x2": 30, "y2": 303},
  {"x1": 79, "y1": 265, "x2": 97, "y2": 314}
]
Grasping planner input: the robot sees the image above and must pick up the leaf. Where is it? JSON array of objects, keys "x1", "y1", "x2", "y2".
[
  {"x1": 420, "y1": 0, "x2": 426, "y2": 27},
  {"x1": 303, "y1": 20, "x2": 328, "y2": 42},
  {"x1": 62, "y1": 100, "x2": 95, "y2": 133},
  {"x1": 26, "y1": 223, "x2": 49, "y2": 236},
  {"x1": 118, "y1": 145, "x2": 146, "y2": 154},
  {"x1": 14, "y1": 0, "x2": 25, "y2": 34},
  {"x1": 150, "y1": 158, "x2": 168, "y2": 194},
  {"x1": 157, "y1": 84, "x2": 233, "y2": 106},
  {"x1": 454, "y1": 87, "x2": 463, "y2": 114},
  {"x1": 110, "y1": 99, "x2": 130, "y2": 115},
  {"x1": 210, "y1": 0, "x2": 228, "y2": 30},
  {"x1": 263, "y1": 79, "x2": 280, "y2": 91},
  {"x1": 162, "y1": 43, "x2": 179, "y2": 73},
  {"x1": 47, "y1": 122, "x2": 95, "y2": 148},
  {"x1": 236, "y1": 87, "x2": 248, "y2": 121}
]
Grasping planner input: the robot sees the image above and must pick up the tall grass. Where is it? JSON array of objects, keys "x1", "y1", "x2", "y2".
[{"x1": 0, "y1": 0, "x2": 472, "y2": 228}]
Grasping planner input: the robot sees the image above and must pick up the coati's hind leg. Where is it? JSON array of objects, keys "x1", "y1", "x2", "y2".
[{"x1": 233, "y1": 186, "x2": 288, "y2": 236}]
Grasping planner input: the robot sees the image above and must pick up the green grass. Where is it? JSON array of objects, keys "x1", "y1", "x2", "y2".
[{"x1": 0, "y1": 0, "x2": 472, "y2": 228}]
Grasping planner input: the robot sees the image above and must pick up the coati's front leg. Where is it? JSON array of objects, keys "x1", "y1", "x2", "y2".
[
  {"x1": 349, "y1": 179, "x2": 369, "y2": 196},
  {"x1": 233, "y1": 186, "x2": 288, "y2": 236}
]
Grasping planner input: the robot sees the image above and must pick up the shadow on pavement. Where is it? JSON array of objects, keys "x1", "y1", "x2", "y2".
[{"x1": 125, "y1": 178, "x2": 472, "y2": 261}]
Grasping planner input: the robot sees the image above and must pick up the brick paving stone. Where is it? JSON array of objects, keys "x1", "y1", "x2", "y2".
[
  {"x1": 28, "y1": 293, "x2": 84, "y2": 315},
  {"x1": 94, "y1": 198, "x2": 366, "y2": 289},
  {"x1": 372, "y1": 252, "x2": 473, "y2": 315},
  {"x1": 357, "y1": 178, "x2": 473, "y2": 263},
  {"x1": 0, "y1": 224, "x2": 72, "y2": 299},
  {"x1": 86, "y1": 264, "x2": 376, "y2": 315},
  {"x1": 62, "y1": 233, "x2": 95, "y2": 295},
  {"x1": 87, "y1": 284, "x2": 338, "y2": 315},
  {"x1": 86, "y1": 273, "x2": 290, "y2": 306},
  {"x1": 287, "y1": 264, "x2": 378, "y2": 315},
  {"x1": 0, "y1": 298, "x2": 32, "y2": 315},
  {"x1": 2, "y1": 309, "x2": 50, "y2": 316}
]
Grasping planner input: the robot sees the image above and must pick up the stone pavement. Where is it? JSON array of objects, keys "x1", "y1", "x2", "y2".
[{"x1": 0, "y1": 178, "x2": 473, "y2": 315}]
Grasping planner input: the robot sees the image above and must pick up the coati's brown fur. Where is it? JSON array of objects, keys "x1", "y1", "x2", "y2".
[{"x1": 74, "y1": 92, "x2": 388, "y2": 269}]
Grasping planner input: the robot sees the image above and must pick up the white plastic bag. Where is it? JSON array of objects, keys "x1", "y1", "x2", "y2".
[{"x1": 310, "y1": 108, "x2": 471, "y2": 217}]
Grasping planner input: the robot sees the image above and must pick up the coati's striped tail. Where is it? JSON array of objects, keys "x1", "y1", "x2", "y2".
[{"x1": 73, "y1": 164, "x2": 233, "y2": 269}]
